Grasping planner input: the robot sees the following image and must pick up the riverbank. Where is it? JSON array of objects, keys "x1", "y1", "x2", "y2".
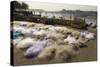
[{"x1": 11, "y1": 21, "x2": 97, "y2": 66}]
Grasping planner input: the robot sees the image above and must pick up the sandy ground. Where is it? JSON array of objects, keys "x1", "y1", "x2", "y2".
[
  {"x1": 12, "y1": 21, "x2": 97, "y2": 66},
  {"x1": 13, "y1": 38, "x2": 97, "y2": 66},
  {"x1": 71, "y1": 39, "x2": 97, "y2": 62}
]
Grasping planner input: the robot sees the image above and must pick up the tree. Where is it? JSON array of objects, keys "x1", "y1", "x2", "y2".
[
  {"x1": 12, "y1": 1, "x2": 28, "y2": 9},
  {"x1": 21, "y1": 2, "x2": 28, "y2": 9},
  {"x1": 13, "y1": 1, "x2": 22, "y2": 9},
  {"x1": 61, "y1": 9, "x2": 67, "y2": 13}
]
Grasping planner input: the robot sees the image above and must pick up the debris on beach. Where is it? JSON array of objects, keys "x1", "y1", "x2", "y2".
[{"x1": 12, "y1": 21, "x2": 96, "y2": 62}]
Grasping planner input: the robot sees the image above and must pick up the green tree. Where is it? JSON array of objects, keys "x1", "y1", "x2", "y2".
[
  {"x1": 12, "y1": 1, "x2": 28, "y2": 9},
  {"x1": 21, "y1": 2, "x2": 28, "y2": 9}
]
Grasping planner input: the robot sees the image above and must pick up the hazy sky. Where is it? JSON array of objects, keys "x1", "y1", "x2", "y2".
[{"x1": 23, "y1": 1, "x2": 97, "y2": 11}]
